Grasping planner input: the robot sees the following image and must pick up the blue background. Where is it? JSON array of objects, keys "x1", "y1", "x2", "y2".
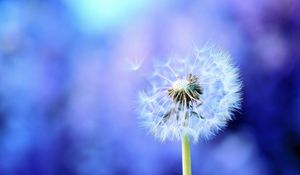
[{"x1": 0, "y1": 0, "x2": 300, "y2": 175}]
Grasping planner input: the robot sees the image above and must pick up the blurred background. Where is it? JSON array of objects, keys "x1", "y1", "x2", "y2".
[{"x1": 0, "y1": 0, "x2": 300, "y2": 175}]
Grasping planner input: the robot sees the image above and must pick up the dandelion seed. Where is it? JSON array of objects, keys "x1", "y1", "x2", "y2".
[{"x1": 125, "y1": 56, "x2": 145, "y2": 71}]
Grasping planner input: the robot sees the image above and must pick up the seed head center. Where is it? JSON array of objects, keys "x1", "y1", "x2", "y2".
[
  {"x1": 168, "y1": 74, "x2": 203, "y2": 106},
  {"x1": 172, "y1": 79, "x2": 189, "y2": 91}
]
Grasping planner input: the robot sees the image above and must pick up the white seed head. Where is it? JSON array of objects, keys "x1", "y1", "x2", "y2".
[{"x1": 138, "y1": 45, "x2": 242, "y2": 142}]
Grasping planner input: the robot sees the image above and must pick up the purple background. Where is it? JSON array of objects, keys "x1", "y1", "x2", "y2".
[{"x1": 0, "y1": 0, "x2": 300, "y2": 175}]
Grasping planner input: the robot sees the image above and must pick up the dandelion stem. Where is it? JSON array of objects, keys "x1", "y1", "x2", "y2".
[{"x1": 182, "y1": 134, "x2": 192, "y2": 175}]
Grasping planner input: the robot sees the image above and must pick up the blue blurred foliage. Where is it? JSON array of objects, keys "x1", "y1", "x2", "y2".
[{"x1": 0, "y1": 0, "x2": 300, "y2": 175}]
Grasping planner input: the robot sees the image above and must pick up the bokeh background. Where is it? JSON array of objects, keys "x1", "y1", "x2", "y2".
[{"x1": 0, "y1": 0, "x2": 300, "y2": 175}]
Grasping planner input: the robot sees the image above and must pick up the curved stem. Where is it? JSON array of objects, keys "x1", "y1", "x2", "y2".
[{"x1": 182, "y1": 134, "x2": 192, "y2": 175}]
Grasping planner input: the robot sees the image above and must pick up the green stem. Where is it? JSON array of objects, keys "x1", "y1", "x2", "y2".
[{"x1": 182, "y1": 134, "x2": 192, "y2": 175}]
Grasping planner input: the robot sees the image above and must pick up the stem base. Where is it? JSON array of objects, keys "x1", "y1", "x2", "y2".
[{"x1": 182, "y1": 135, "x2": 192, "y2": 175}]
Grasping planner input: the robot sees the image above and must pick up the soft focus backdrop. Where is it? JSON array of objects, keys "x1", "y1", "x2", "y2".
[{"x1": 0, "y1": 0, "x2": 300, "y2": 175}]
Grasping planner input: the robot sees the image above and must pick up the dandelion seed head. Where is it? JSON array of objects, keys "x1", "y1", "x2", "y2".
[{"x1": 138, "y1": 45, "x2": 242, "y2": 142}]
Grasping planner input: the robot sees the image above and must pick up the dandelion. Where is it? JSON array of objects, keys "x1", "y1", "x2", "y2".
[{"x1": 138, "y1": 45, "x2": 242, "y2": 175}]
